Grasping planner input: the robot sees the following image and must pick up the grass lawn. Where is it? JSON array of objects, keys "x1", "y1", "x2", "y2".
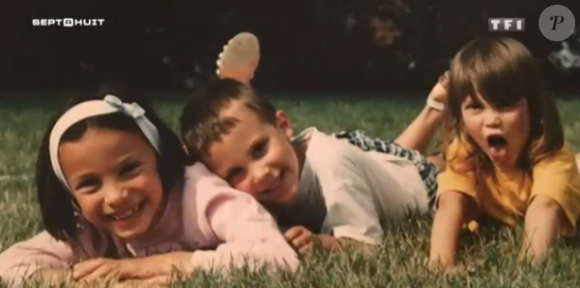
[{"x1": 1, "y1": 94, "x2": 580, "y2": 287}]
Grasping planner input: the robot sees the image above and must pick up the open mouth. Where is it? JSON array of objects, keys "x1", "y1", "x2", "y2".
[
  {"x1": 487, "y1": 135, "x2": 507, "y2": 148},
  {"x1": 486, "y1": 134, "x2": 510, "y2": 162},
  {"x1": 107, "y1": 201, "x2": 145, "y2": 221}
]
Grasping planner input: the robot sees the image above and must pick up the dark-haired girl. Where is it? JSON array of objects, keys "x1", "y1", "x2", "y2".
[{"x1": 0, "y1": 87, "x2": 298, "y2": 286}]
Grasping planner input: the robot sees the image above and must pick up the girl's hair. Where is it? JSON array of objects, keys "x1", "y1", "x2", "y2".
[
  {"x1": 442, "y1": 37, "x2": 564, "y2": 180},
  {"x1": 35, "y1": 83, "x2": 190, "y2": 242}
]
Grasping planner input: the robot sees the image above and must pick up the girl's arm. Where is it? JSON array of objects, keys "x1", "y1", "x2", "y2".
[
  {"x1": 0, "y1": 231, "x2": 75, "y2": 285},
  {"x1": 521, "y1": 195, "x2": 564, "y2": 262},
  {"x1": 429, "y1": 191, "x2": 478, "y2": 267},
  {"x1": 523, "y1": 145, "x2": 580, "y2": 260},
  {"x1": 182, "y1": 165, "x2": 299, "y2": 272},
  {"x1": 191, "y1": 186, "x2": 299, "y2": 272}
]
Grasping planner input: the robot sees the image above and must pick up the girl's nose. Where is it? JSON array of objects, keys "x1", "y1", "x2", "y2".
[
  {"x1": 484, "y1": 111, "x2": 502, "y2": 128},
  {"x1": 104, "y1": 185, "x2": 130, "y2": 207}
]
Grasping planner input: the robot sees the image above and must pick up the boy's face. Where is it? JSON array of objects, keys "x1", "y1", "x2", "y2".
[{"x1": 201, "y1": 100, "x2": 301, "y2": 205}]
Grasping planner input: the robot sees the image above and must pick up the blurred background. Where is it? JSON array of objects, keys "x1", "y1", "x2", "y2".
[{"x1": 0, "y1": 0, "x2": 578, "y2": 95}]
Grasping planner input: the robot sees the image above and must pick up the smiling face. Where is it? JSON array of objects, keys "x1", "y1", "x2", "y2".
[
  {"x1": 461, "y1": 93, "x2": 530, "y2": 169},
  {"x1": 201, "y1": 100, "x2": 302, "y2": 206},
  {"x1": 58, "y1": 127, "x2": 164, "y2": 241}
]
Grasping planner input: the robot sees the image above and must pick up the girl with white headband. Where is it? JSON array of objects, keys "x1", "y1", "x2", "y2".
[{"x1": 0, "y1": 86, "x2": 299, "y2": 286}]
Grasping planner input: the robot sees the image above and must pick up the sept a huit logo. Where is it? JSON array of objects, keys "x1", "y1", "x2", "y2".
[{"x1": 32, "y1": 18, "x2": 105, "y2": 27}]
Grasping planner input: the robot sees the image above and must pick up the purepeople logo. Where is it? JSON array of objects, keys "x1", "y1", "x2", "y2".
[
  {"x1": 539, "y1": 5, "x2": 575, "y2": 41},
  {"x1": 489, "y1": 5, "x2": 576, "y2": 42},
  {"x1": 32, "y1": 18, "x2": 105, "y2": 28}
]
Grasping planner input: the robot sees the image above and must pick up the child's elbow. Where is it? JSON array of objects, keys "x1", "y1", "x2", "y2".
[
  {"x1": 437, "y1": 191, "x2": 478, "y2": 219},
  {"x1": 529, "y1": 195, "x2": 564, "y2": 216}
]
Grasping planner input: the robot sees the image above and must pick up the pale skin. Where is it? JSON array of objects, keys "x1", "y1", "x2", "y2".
[
  {"x1": 395, "y1": 71, "x2": 448, "y2": 156},
  {"x1": 429, "y1": 192, "x2": 565, "y2": 267},
  {"x1": 34, "y1": 128, "x2": 196, "y2": 286},
  {"x1": 215, "y1": 36, "x2": 450, "y2": 254},
  {"x1": 32, "y1": 251, "x2": 193, "y2": 287},
  {"x1": 429, "y1": 85, "x2": 569, "y2": 267},
  {"x1": 284, "y1": 226, "x2": 376, "y2": 255},
  {"x1": 222, "y1": 72, "x2": 449, "y2": 254},
  {"x1": 284, "y1": 78, "x2": 446, "y2": 253},
  {"x1": 283, "y1": 86, "x2": 447, "y2": 253}
]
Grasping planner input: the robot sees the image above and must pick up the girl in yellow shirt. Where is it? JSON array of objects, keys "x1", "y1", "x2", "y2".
[{"x1": 429, "y1": 37, "x2": 580, "y2": 267}]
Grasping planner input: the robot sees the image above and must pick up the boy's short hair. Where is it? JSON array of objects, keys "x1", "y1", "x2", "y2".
[{"x1": 179, "y1": 78, "x2": 277, "y2": 159}]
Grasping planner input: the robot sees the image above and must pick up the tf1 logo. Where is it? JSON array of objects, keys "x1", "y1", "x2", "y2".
[
  {"x1": 488, "y1": 18, "x2": 525, "y2": 32},
  {"x1": 487, "y1": 5, "x2": 575, "y2": 42}
]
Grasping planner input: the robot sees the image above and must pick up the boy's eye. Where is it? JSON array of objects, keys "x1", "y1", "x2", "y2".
[
  {"x1": 252, "y1": 139, "x2": 268, "y2": 158},
  {"x1": 120, "y1": 161, "x2": 142, "y2": 177},
  {"x1": 226, "y1": 168, "x2": 245, "y2": 183}
]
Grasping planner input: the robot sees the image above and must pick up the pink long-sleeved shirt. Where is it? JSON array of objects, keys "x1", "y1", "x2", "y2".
[{"x1": 0, "y1": 163, "x2": 299, "y2": 284}]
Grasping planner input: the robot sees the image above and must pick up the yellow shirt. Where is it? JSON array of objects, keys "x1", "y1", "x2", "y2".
[{"x1": 437, "y1": 138, "x2": 580, "y2": 236}]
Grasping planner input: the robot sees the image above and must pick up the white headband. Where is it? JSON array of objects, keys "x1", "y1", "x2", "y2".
[{"x1": 49, "y1": 95, "x2": 161, "y2": 191}]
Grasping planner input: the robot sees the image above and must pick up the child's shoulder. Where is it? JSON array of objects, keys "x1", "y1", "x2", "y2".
[
  {"x1": 299, "y1": 127, "x2": 407, "y2": 177},
  {"x1": 533, "y1": 142, "x2": 577, "y2": 169},
  {"x1": 179, "y1": 163, "x2": 229, "y2": 209},
  {"x1": 443, "y1": 137, "x2": 474, "y2": 166},
  {"x1": 445, "y1": 137, "x2": 472, "y2": 157},
  {"x1": 299, "y1": 127, "x2": 361, "y2": 167}
]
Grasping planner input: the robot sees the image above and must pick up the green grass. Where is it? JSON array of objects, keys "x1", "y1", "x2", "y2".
[{"x1": 2, "y1": 94, "x2": 580, "y2": 287}]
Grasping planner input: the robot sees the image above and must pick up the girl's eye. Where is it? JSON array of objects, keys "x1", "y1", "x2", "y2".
[
  {"x1": 466, "y1": 103, "x2": 478, "y2": 109},
  {"x1": 496, "y1": 103, "x2": 519, "y2": 112},
  {"x1": 465, "y1": 102, "x2": 483, "y2": 110},
  {"x1": 252, "y1": 139, "x2": 268, "y2": 158},
  {"x1": 75, "y1": 177, "x2": 100, "y2": 193}
]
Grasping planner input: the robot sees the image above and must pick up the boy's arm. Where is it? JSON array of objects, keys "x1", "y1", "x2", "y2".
[
  {"x1": 520, "y1": 195, "x2": 563, "y2": 262},
  {"x1": 329, "y1": 236, "x2": 376, "y2": 254},
  {"x1": 394, "y1": 72, "x2": 447, "y2": 154},
  {"x1": 429, "y1": 191, "x2": 478, "y2": 267},
  {"x1": 312, "y1": 139, "x2": 429, "y2": 247},
  {"x1": 283, "y1": 227, "x2": 375, "y2": 254},
  {"x1": 323, "y1": 181, "x2": 385, "y2": 246}
]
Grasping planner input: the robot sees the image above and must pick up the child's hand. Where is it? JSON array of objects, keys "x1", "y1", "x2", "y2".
[
  {"x1": 284, "y1": 226, "x2": 342, "y2": 253},
  {"x1": 520, "y1": 195, "x2": 563, "y2": 263},
  {"x1": 429, "y1": 191, "x2": 477, "y2": 268},
  {"x1": 427, "y1": 260, "x2": 475, "y2": 276},
  {"x1": 112, "y1": 276, "x2": 171, "y2": 288},
  {"x1": 428, "y1": 71, "x2": 449, "y2": 104},
  {"x1": 72, "y1": 252, "x2": 193, "y2": 283},
  {"x1": 284, "y1": 226, "x2": 315, "y2": 253}
]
